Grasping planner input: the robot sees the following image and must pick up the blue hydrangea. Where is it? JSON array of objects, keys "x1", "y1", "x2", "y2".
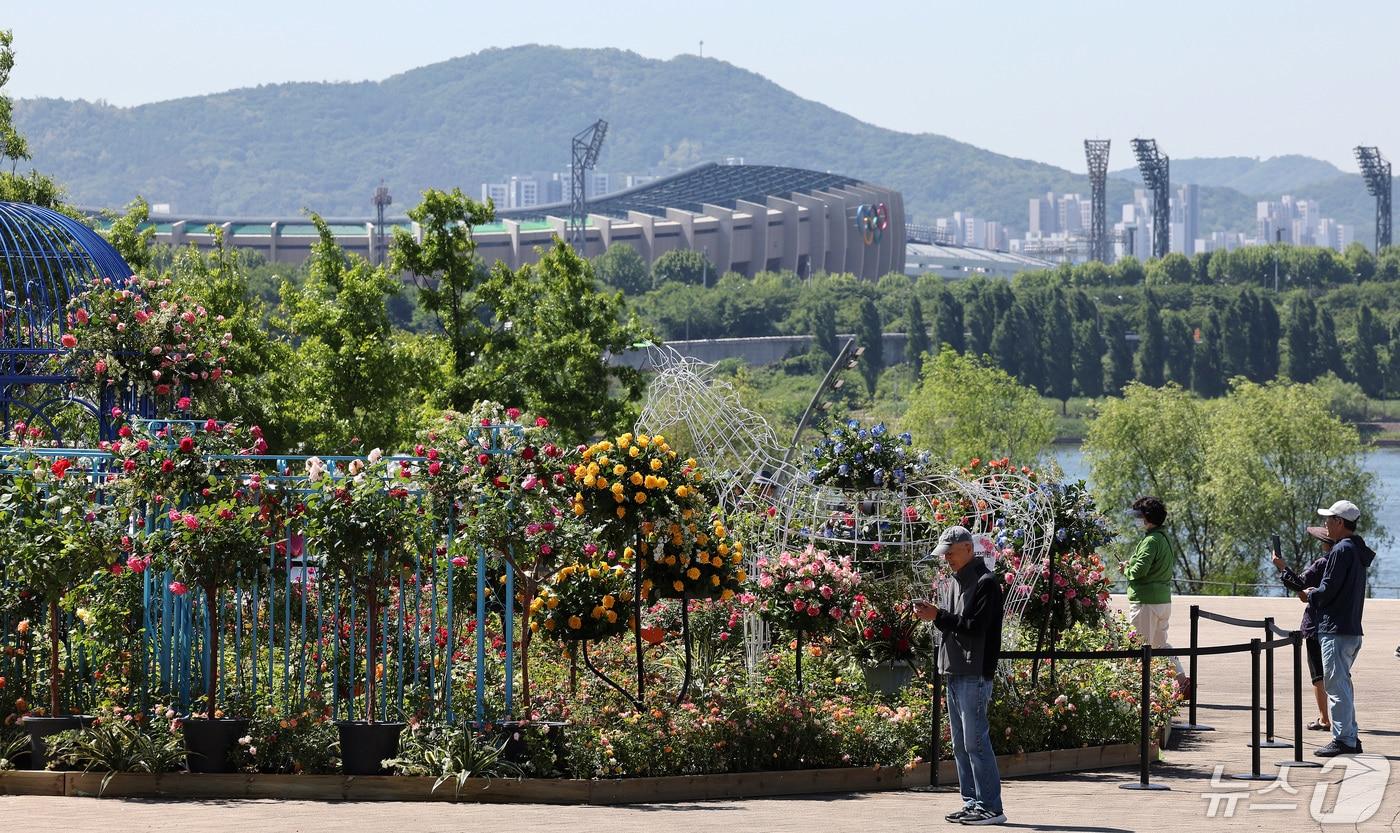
[
  {"x1": 1056, "y1": 528, "x2": 1068, "y2": 542},
  {"x1": 857, "y1": 429, "x2": 869, "y2": 440},
  {"x1": 872, "y1": 442, "x2": 882, "y2": 454},
  {"x1": 854, "y1": 452, "x2": 865, "y2": 464},
  {"x1": 838, "y1": 464, "x2": 850, "y2": 476},
  {"x1": 873, "y1": 468, "x2": 885, "y2": 485},
  {"x1": 899, "y1": 432, "x2": 913, "y2": 445},
  {"x1": 847, "y1": 419, "x2": 860, "y2": 430},
  {"x1": 835, "y1": 442, "x2": 846, "y2": 454},
  {"x1": 872, "y1": 423, "x2": 887, "y2": 437}
]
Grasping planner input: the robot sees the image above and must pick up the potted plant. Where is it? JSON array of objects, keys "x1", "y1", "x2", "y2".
[
  {"x1": 156, "y1": 480, "x2": 281, "y2": 772},
  {"x1": 749, "y1": 546, "x2": 862, "y2": 694},
  {"x1": 839, "y1": 583, "x2": 933, "y2": 696},
  {"x1": 0, "y1": 451, "x2": 123, "y2": 768},
  {"x1": 304, "y1": 451, "x2": 422, "y2": 775}
]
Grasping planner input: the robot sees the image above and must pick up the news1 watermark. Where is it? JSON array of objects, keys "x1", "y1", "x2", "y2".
[{"x1": 1201, "y1": 755, "x2": 1389, "y2": 823}]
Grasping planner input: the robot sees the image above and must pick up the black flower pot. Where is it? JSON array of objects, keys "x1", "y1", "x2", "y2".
[
  {"x1": 491, "y1": 720, "x2": 569, "y2": 773},
  {"x1": 22, "y1": 715, "x2": 94, "y2": 770},
  {"x1": 182, "y1": 718, "x2": 250, "y2": 773},
  {"x1": 336, "y1": 721, "x2": 405, "y2": 775}
]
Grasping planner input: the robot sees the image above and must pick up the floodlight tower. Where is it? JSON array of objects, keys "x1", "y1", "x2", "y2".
[
  {"x1": 1131, "y1": 138, "x2": 1171, "y2": 259},
  {"x1": 569, "y1": 119, "x2": 608, "y2": 253},
  {"x1": 1355, "y1": 146, "x2": 1392, "y2": 253},
  {"x1": 1085, "y1": 139, "x2": 1111, "y2": 263},
  {"x1": 371, "y1": 183, "x2": 392, "y2": 266}
]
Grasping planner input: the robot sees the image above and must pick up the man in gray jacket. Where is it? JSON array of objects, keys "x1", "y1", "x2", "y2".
[{"x1": 915, "y1": 525, "x2": 1006, "y2": 826}]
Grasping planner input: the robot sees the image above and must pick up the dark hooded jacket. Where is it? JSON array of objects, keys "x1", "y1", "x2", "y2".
[{"x1": 1308, "y1": 535, "x2": 1376, "y2": 636}]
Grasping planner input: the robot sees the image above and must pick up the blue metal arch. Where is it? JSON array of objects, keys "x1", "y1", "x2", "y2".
[{"x1": 0, "y1": 201, "x2": 134, "y2": 350}]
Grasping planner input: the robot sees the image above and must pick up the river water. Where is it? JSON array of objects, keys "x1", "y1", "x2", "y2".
[{"x1": 1050, "y1": 445, "x2": 1400, "y2": 595}]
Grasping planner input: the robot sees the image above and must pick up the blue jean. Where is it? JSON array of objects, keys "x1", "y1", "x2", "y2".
[
  {"x1": 1320, "y1": 633, "x2": 1363, "y2": 747},
  {"x1": 946, "y1": 673, "x2": 1002, "y2": 814}
]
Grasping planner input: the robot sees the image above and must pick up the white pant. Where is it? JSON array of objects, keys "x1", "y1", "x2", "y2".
[{"x1": 1130, "y1": 601, "x2": 1185, "y2": 676}]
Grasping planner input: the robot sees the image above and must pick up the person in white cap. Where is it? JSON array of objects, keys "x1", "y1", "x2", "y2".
[{"x1": 1304, "y1": 500, "x2": 1375, "y2": 757}]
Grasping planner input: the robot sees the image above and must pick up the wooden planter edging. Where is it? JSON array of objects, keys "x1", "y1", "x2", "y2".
[{"x1": 0, "y1": 742, "x2": 1152, "y2": 803}]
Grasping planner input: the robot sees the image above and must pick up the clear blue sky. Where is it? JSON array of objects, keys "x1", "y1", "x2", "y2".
[{"x1": 7, "y1": 0, "x2": 1397, "y2": 173}]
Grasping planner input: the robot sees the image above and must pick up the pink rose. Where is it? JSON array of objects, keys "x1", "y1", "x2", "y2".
[{"x1": 169, "y1": 581, "x2": 188, "y2": 596}]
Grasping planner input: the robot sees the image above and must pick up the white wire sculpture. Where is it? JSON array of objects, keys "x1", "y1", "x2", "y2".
[{"x1": 635, "y1": 345, "x2": 1056, "y2": 672}]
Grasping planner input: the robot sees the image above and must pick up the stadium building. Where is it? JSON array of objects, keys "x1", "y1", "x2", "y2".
[{"x1": 133, "y1": 162, "x2": 906, "y2": 280}]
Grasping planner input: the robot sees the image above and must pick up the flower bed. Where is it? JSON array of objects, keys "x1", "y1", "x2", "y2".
[{"x1": 0, "y1": 414, "x2": 1180, "y2": 788}]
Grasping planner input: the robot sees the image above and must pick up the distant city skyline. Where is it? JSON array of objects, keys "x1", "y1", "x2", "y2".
[{"x1": 4, "y1": 1, "x2": 1397, "y2": 175}]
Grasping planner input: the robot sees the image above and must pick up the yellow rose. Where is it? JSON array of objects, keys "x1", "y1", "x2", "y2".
[
  {"x1": 736, "y1": 569, "x2": 747, "y2": 582},
  {"x1": 547, "y1": 597, "x2": 560, "y2": 609},
  {"x1": 675, "y1": 485, "x2": 689, "y2": 499},
  {"x1": 584, "y1": 474, "x2": 597, "y2": 488},
  {"x1": 613, "y1": 463, "x2": 627, "y2": 476},
  {"x1": 573, "y1": 502, "x2": 585, "y2": 516},
  {"x1": 721, "y1": 588, "x2": 735, "y2": 601},
  {"x1": 649, "y1": 458, "x2": 663, "y2": 472},
  {"x1": 606, "y1": 611, "x2": 618, "y2": 623},
  {"x1": 664, "y1": 555, "x2": 677, "y2": 566},
  {"x1": 602, "y1": 594, "x2": 616, "y2": 609},
  {"x1": 710, "y1": 575, "x2": 721, "y2": 586},
  {"x1": 596, "y1": 476, "x2": 609, "y2": 489},
  {"x1": 628, "y1": 446, "x2": 640, "y2": 458},
  {"x1": 630, "y1": 472, "x2": 644, "y2": 486},
  {"x1": 592, "y1": 605, "x2": 605, "y2": 619},
  {"x1": 672, "y1": 580, "x2": 685, "y2": 592},
  {"x1": 638, "y1": 435, "x2": 651, "y2": 447},
  {"x1": 568, "y1": 615, "x2": 582, "y2": 630},
  {"x1": 657, "y1": 477, "x2": 669, "y2": 490},
  {"x1": 616, "y1": 506, "x2": 627, "y2": 518},
  {"x1": 624, "y1": 546, "x2": 636, "y2": 559},
  {"x1": 711, "y1": 556, "x2": 724, "y2": 568},
  {"x1": 544, "y1": 619, "x2": 557, "y2": 630},
  {"x1": 588, "y1": 568, "x2": 600, "y2": 578},
  {"x1": 686, "y1": 567, "x2": 700, "y2": 580},
  {"x1": 598, "y1": 455, "x2": 610, "y2": 466},
  {"x1": 634, "y1": 491, "x2": 647, "y2": 503}
]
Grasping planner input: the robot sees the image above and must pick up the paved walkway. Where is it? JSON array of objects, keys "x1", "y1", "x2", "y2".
[{"x1": 4, "y1": 595, "x2": 1400, "y2": 831}]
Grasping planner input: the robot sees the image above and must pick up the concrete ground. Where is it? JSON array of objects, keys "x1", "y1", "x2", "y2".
[{"x1": 4, "y1": 595, "x2": 1399, "y2": 832}]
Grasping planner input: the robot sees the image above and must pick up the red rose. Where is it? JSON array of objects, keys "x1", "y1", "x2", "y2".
[{"x1": 178, "y1": 437, "x2": 195, "y2": 453}]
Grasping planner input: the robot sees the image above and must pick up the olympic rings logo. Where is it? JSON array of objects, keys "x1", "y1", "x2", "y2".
[{"x1": 855, "y1": 203, "x2": 888, "y2": 245}]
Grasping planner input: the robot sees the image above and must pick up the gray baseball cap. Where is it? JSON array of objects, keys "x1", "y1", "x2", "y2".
[{"x1": 933, "y1": 525, "x2": 973, "y2": 557}]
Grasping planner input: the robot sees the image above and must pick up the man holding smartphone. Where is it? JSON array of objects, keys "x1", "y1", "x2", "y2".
[{"x1": 914, "y1": 525, "x2": 1006, "y2": 826}]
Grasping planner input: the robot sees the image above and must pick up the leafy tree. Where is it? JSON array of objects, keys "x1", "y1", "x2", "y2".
[
  {"x1": 932, "y1": 289, "x2": 965, "y2": 353},
  {"x1": 1191, "y1": 309, "x2": 1226, "y2": 397},
  {"x1": 1203, "y1": 379, "x2": 1380, "y2": 569},
  {"x1": 1115, "y1": 256, "x2": 1146, "y2": 286},
  {"x1": 1162, "y1": 311, "x2": 1194, "y2": 388},
  {"x1": 1041, "y1": 291, "x2": 1075, "y2": 410},
  {"x1": 0, "y1": 30, "x2": 65, "y2": 209},
  {"x1": 471, "y1": 240, "x2": 650, "y2": 442},
  {"x1": 1344, "y1": 242, "x2": 1376, "y2": 283},
  {"x1": 1084, "y1": 383, "x2": 1216, "y2": 584},
  {"x1": 1348, "y1": 305, "x2": 1384, "y2": 397},
  {"x1": 905, "y1": 294, "x2": 931, "y2": 375},
  {"x1": 1103, "y1": 311, "x2": 1135, "y2": 395},
  {"x1": 1145, "y1": 253, "x2": 1193, "y2": 286},
  {"x1": 1251, "y1": 293, "x2": 1281, "y2": 381},
  {"x1": 1220, "y1": 291, "x2": 1251, "y2": 378},
  {"x1": 652, "y1": 248, "x2": 715, "y2": 286},
  {"x1": 592, "y1": 243, "x2": 651, "y2": 294},
  {"x1": 965, "y1": 280, "x2": 1012, "y2": 356},
  {"x1": 903, "y1": 347, "x2": 1055, "y2": 465},
  {"x1": 103, "y1": 197, "x2": 156, "y2": 272},
  {"x1": 1134, "y1": 292, "x2": 1165, "y2": 387},
  {"x1": 812, "y1": 298, "x2": 838, "y2": 363},
  {"x1": 855, "y1": 295, "x2": 883, "y2": 396},
  {"x1": 1071, "y1": 318, "x2": 1105, "y2": 398},
  {"x1": 277, "y1": 214, "x2": 431, "y2": 452},
  {"x1": 1283, "y1": 295, "x2": 1318, "y2": 383},
  {"x1": 390, "y1": 187, "x2": 494, "y2": 408},
  {"x1": 1315, "y1": 308, "x2": 1345, "y2": 381},
  {"x1": 1386, "y1": 322, "x2": 1400, "y2": 398}
]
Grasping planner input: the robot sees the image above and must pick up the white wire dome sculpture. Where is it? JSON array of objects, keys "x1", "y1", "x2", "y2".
[{"x1": 635, "y1": 345, "x2": 1058, "y2": 671}]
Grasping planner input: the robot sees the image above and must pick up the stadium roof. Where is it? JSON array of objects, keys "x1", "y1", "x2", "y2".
[{"x1": 498, "y1": 162, "x2": 863, "y2": 221}]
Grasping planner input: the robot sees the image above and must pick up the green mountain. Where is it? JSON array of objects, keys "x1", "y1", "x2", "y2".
[
  {"x1": 3, "y1": 46, "x2": 1128, "y2": 225},
  {"x1": 1111, "y1": 154, "x2": 1346, "y2": 194},
  {"x1": 9, "y1": 46, "x2": 1383, "y2": 246}
]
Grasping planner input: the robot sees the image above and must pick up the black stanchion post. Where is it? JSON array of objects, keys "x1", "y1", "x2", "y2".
[
  {"x1": 930, "y1": 665, "x2": 941, "y2": 788},
  {"x1": 1278, "y1": 629, "x2": 1321, "y2": 769},
  {"x1": 1254, "y1": 618, "x2": 1289, "y2": 749},
  {"x1": 1177, "y1": 604, "x2": 1212, "y2": 731},
  {"x1": 1232, "y1": 638, "x2": 1272, "y2": 780},
  {"x1": 1120, "y1": 643, "x2": 1169, "y2": 791}
]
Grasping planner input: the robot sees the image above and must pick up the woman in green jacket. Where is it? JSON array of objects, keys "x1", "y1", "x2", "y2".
[{"x1": 1119, "y1": 496, "x2": 1187, "y2": 685}]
